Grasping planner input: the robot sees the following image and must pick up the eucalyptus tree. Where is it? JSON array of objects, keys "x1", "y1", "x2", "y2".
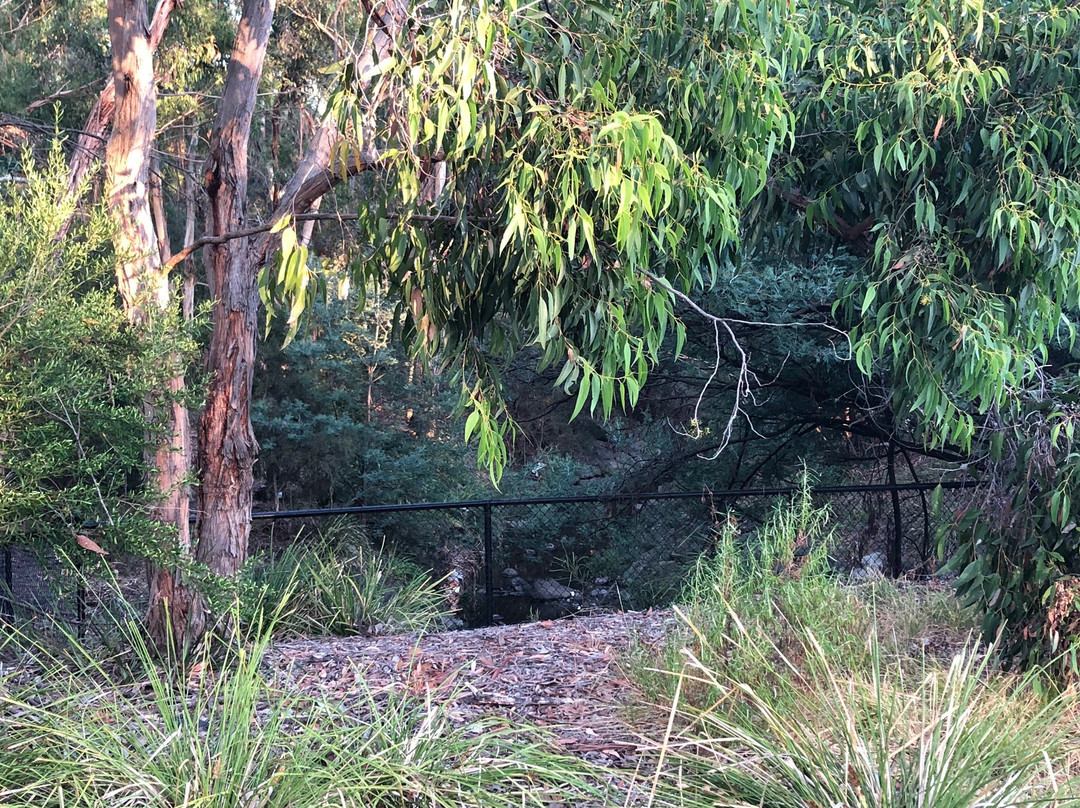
[
  {"x1": 774, "y1": 0, "x2": 1080, "y2": 664},
  {"x1": 266, "y1": 0, "x2": 804, "y2": 470},
  {"x1": 132, "y1": 0, "x2": 801, "y2": 644},
  {"x1": 27, "y1": 0, "x2": 1080, "y2": 661}
]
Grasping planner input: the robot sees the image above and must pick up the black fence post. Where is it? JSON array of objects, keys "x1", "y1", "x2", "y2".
[
  {"x1": 483, "y1": 502, "x2": 494, "y2": 626},
  {"x1": 888, "y1": 441, "x2": 903, "y2": 577},
  {"x1": 1, "y1": 548, "x2": 12, "y2": 623},
  {"x1": 76, "y1": 554, "x2": 87, "y2": 639}
]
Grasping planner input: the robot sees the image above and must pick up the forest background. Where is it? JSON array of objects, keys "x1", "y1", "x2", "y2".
[{"x1": 1, "y1": 0, "x2": 1079, "y2": 669}]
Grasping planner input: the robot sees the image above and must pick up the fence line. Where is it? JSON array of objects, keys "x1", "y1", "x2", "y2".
[
  {"x1": 246, "y1": 480, "x2": 977, "y2": 626},
  {"x1": 246, "y1": 480, "x2": 974, "y2": 520},
  {"x1": 2, "y1": 480, "x2": 979, "y2": 630}
]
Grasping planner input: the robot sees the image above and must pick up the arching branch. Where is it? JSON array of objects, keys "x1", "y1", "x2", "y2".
[{"x1": 163, "y1": 204, "x2": 484, "y2": 277}]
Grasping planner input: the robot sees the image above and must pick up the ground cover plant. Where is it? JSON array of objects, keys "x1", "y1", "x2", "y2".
[
  {"x1": 0, "y1": 598, "x2": 609, "y2": 808},
  {"x1": 3, "y1": 484, "x2": 1080, "y2": 808},
  {"x1": 237, "y1": 519, "x2": 449, "y2": 638},
  {"x1": 637, "y1": 487, "x2": 1080, "y2": 808}
]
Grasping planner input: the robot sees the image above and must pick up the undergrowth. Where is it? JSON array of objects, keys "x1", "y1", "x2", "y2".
[
  {"x1": 634, "y1": 482, "x2": 1080, "y2": 808},
  {"x1": 238, "y1": 519, "x2": 448, "y2": 637},
  {"x1": 0, "y1": 597, "x2": 606, "y2": 808}
]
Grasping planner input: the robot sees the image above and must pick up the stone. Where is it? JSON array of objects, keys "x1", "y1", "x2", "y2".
[{"x1": 527, "y1": 578, "x2": 580, "y2": 600}]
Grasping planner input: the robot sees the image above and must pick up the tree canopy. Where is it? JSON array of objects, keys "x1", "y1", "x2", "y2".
[{"x1": 272, "y1": 0, "x2": 1080, "y2": 664}]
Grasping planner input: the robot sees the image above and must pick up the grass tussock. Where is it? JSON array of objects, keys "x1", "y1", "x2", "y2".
[
  {"x1": 638, "y1": 483, "x2": 1080, "y2": 808},
  {"x1": 239, "y1": 519, "x2": 449, "y2": 637},
  {"x1": 0, "y1": 598, "x2": 606, "y2": 808}
]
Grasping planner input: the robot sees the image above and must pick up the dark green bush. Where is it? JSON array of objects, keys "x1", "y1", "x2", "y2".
[{"x1": 0, "y1": 145, "x2": 191, "y2": 569}]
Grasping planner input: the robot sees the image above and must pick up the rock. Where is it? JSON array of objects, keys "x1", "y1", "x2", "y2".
[
  {"x1": 863, "y1": 551, "x2": 887, "y2": 571},
  {"x1": 850, "y1": 551, "x2": 888, "y2": 580},
  {"x1": 437, "y1": 615, "x2": 466, "y2": 632},
  {"x1": 526, "y1": 578, "x2": 580, "y2": 601}
]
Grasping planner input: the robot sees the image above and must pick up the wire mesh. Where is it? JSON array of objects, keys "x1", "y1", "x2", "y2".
[{"x1": 2, "y1": 482, "x2": 979, "y2": 632}]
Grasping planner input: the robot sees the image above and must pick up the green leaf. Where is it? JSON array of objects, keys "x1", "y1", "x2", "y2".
[
  {"x1": 860, "y1": 284, "x2": 877, "y2": 316},
  {"x1": 464, "y1": 409, "x2": 481, "y2": 443},
  {"x1": 570, "y1": 373, "x2": 591, "y2": 421}
]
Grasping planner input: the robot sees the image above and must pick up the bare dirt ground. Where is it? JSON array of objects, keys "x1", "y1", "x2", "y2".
[{"x1": 266, "y1": 609, "x2": 678, "y2": 768}]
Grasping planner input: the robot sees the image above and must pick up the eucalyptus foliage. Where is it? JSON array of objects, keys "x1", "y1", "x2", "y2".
[
  {"x1": 255, "y1": 0, "x2": 1080, "y2": 666},
  {"x1": 787, "y1": 0, "x2": 1080, "y2": 450},
  {"x1": 261, "y1": 0, "x2": 803, "y2": 477},
  {"x1": 780, "y1": 0, "x2": 1080, "y2": 668}
]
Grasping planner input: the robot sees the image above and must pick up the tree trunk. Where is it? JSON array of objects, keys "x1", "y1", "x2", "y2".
[
  {"x1": 61, "y1": 0, "x2": 176, "y2": 241},
  {"x1": 180, "y1": 129, "x2": 199, "y2": 321},
  {"x1": 187, "y1": 0, "x2": 407, "y2": 640},
  {"x1": 105, "y1": 0, "x2": 165, "y2": 315},
  {"x1": 191, "y1": 0, "x2": 276, "y2": 637},
  {"x1": 104, "y1": 0, "x2": 191, "y2": 653}
]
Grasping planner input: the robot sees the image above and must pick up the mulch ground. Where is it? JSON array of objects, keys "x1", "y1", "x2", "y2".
[{"x1": 266, "y1": 609, "x2": 679, "y2": 767}]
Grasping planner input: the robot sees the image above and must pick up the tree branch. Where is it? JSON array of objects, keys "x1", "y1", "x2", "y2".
[
  {"x1": 767, "y1": 179, "x2": 875, "y2": 256},
  {"x1": 644, "y1": 270, "x2": 852, "y2": 458},
  {"x1": 164, "y1": 206, "x2": 489, "y2": 276}
]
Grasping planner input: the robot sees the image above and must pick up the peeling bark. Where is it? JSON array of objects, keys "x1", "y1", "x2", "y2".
[
  {"x1": 192, "y1": 0, "x2": 276, "y2": 639},
  {"x1": 104, "y1": 0, "x2": 191, "y2": 653},
  {"x1": 59, "y1": 0, "x2": 176, "y2": 241},
  {"x1": 105, "y1": 0, "x2": 167, "y2": 316}
]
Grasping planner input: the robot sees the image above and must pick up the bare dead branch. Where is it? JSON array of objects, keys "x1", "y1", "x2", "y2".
[{"x1": 644, "y1": 270, "x2": 851, "y2": 459}]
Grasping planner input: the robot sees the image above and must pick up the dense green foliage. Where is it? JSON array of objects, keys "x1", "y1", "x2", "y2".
[
  {"x1": 2, "y1": 0, "x2": 1080, "y2": 667},
  {"x1": 630, "y1": 488, "x2": 1077, "y2": 808},
  {"x1": 300, "y1": 0, "x2": 1080, "y2": 667},
  {"x1": 0, "y1": 149, "x2": 188, "y2": 563},
  {"x1": 252, "y1": 294, "x2": 600, "y2": 508},
  {"x1": 261, "y1": 0, "x2": 804, "y2": 478},
  {"x1": 779, "y1": 0, "x2": 1080, "y2": 668}
]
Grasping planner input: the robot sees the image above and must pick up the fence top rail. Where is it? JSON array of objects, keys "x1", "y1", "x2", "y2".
[{"x1": 248, "y1": 480, "x2": 979, "y2": 521}]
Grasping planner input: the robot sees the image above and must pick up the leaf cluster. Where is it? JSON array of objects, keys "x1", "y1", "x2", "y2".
[
  {"x1": 261, "y1": 0, "x2": 804, "y2": 479},
  {"x1": 0, "y1": 145, "x2": 191, "y2": 563}
]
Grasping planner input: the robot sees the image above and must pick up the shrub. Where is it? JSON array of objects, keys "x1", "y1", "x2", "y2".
[
  {"x1": 239, "y1": 519, "x2": 448, "y2": 637},
  {"x1": 635, "y1": 481, "x2": 1077, "y2": 808},
  {"x1": 653, "y1": 619, "x2": 1079, "y2": 808},
  {"x1": 0, "y1": 144, "x2": 193, "y2": 570}
]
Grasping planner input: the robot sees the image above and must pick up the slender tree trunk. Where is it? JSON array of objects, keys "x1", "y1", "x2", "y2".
[
  {"x1": 104, "y1": 0, "x2": 165, "y2": 316},
  {"x1": 181, "y1": 129, "x2": 199, "y2": 320},
  {"x1": 104, "y1": 0, "x2": 191, "y2": 653},
  {"x1": 60, "y1": 0, "x2": 176, "y2": 240},
  {"x1": 148, "y1": 157, "x2": 194, "y2": 652},
  {"x1": 186, "y1": 0, "x2": 407, "y2": 641},
  {"x1": 191, "y1": 0, "x2": 276, "y2": 638}
]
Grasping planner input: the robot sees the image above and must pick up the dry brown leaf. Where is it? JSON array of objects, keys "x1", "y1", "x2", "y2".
[
  {"x1": 76, "y1": 534, "x2": 108, "y2": 555},
  {"x1": 187, "y1": 661, "x2": 205, "y2": 689}
]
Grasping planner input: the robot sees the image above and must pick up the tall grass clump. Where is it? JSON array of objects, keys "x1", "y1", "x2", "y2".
[
  {"x1": 0, "y1": 597, "x2": 606, "y2": 808},
  {"x1": 240, "y1": 519, "x2": 448, "y2": 637},
  {"x1": 636, "y1": 479, "x2": 1079, "y2": 808},
  {"x1": 632, "y1": 478, "x2": 874, "y2": 706},
  {"x1": 652, "y1": 617, "x2": 1079, "y2": 808}
]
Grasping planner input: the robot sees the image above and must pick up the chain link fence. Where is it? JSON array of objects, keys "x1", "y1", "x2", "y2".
[
  {"x1": 243, "y1": 482, "x2": 976, "y2": 626},
  {"x1": 2, "y1": 482, "x2": 977, "y2": 631}
]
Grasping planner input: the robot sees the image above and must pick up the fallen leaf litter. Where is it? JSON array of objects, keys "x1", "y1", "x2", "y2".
[{"x1": 265, "y1": 609, "x2": 676, "y2": 767}]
